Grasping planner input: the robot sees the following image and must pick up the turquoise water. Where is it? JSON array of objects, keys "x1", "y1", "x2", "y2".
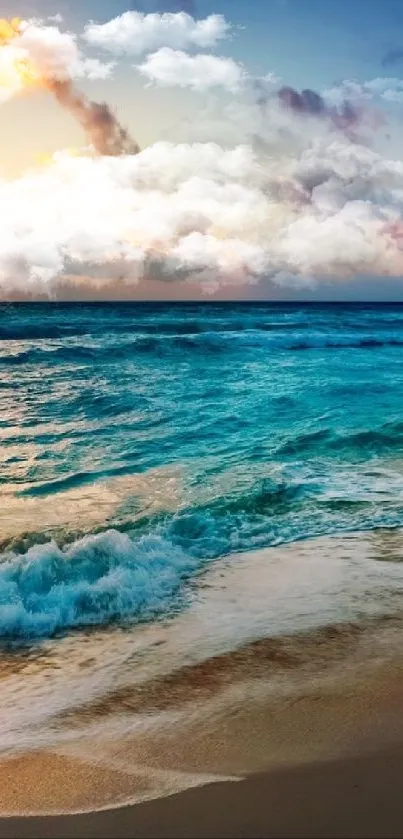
[{"x1": 2, "y1": 301, "x2": 403, "y2": 641}]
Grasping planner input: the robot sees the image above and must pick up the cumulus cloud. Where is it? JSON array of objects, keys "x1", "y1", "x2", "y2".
[
  {"x1": 162, "y1": 84, "x2": 361, "y2": 157},
  {"x1": 137, "y1": 48, "x2": 246, "y2": 92},
  {"x1": 2, "y1": 134, "x2": 403, "y2": 295},
  {"x1": 2, "y1": 8, "x2": 403, "y2": 296},
  {"x1": 83, "y1": 10, "x2": 230, "y2": 55},
  {"x1": 13, "y1": 20, "x2": 113, "y2": 84},
  {"x1": 277, "y1": 85, "x2": 362, "y2": 136}
]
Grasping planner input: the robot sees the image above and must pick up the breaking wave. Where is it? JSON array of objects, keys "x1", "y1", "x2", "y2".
[
  {"x1": 4, "y1": 461, "x2": 403, "y2": 645},
  {"x1": 0, "y1": 530, "x2": 200, "y2": 642}
]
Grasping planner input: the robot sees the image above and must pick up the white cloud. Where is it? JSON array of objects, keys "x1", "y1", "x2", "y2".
[
  {"x1": 83, "y1": 11, "x2": 231, "y2": 55},
  {"x1": 365, "y1": 77, "x2": 403, "y2": 103},
  {"x1": 46, "y1": 14, "x2": 64, "y2": 24},
  {"x1": 324, "y1": 76, "x2": 403, "y2": 106},
  {"x1": 2, "y1": 134, "x2": 403, "y2": 295},
  {"x1": 17, "y1": 20, "x2": 114, "y2": 81},
  {"x1": 137, "y1": 48, "x2": 246, "y2": 92},
  {"x1": 0, "y1": 19, "x2": 113, "y2": 104}
]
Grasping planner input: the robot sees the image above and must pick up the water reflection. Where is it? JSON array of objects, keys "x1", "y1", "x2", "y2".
[{"x1": 0, "y1": 466, "x2": 183, "y2": 548}]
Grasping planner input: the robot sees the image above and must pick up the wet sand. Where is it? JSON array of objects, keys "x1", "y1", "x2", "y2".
[
  {"x1": 2, "y1": 532, "x2": 403, "y2": 835},
  {"x1": 2, "y1": 746, "x2": 403, "y2": 838},
  {"x1": 1, "y1": 652, "x2": 403, "y2": 836}
]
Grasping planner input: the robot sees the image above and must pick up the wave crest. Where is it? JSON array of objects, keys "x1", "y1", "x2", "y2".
[
  {"x1": 0, "y1": 530, "x2": 198, "y2": 642},
  {"x1": 3, "y1": 332, "x2": 403, "y2": 367}
]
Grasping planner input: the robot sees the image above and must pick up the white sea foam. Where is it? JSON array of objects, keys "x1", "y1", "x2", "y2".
[{"x1": 0, "y1": 529, "x2": 199, "y2": 641}]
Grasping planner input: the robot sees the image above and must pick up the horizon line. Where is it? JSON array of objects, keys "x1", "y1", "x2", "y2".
[{"x1": 2, "y1": 299, "x2": 403, "y2": 305}]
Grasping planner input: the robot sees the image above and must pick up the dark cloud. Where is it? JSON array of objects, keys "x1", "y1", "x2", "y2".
[
  {"x1": 278, "y1": 85, "x2": 361, "y2": 133},
  {"x1": 278, "y1": 86, "x2": 326, "y2": 115},
  {"x1": 48, "y1": 80, "x2": 140, "y2": 156}
]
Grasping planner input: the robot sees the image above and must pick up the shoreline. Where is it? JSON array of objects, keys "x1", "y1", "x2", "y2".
[
  {"x1": 1, "y1": 640, "x2": 403, "y2": 818},
  {"x1": 2, "y1": 745, "x2": 403, "y2": 838},
  {"x1": 2, "y1": 532, "x2": 403, "y2": 831}
]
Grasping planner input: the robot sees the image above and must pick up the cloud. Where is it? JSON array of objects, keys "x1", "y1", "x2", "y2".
[
  {"x1": 0, "y1": 18, "x2": 136, "y2": 156},
  {"x1": 48, "y1": 80, "x2": 140, "y2": 156},
  {"x1": 137, "y1": 48, "x2": 247, "y2": 92},
  {"x1": 2, "y1": 8, "x2": 403, "y2": 298},
  {"x1": 278, "y1": 85, "x2": 364, "y2": 138},
  {"x1": 83, "y1": 10, "x2": 230, "y2": 55},
  {"x1": 45, "y1": 13, "x2": 64, "y2": 25},
  {"x1": 325, "y1": 76, "x2": 403, "y2": 106},
  {"x1": 0, "y1": 144, "x2": 268, "y2": 292},
  {"x1": 17, "y1": 20, "x2": 113, "y2": 82},
  {"x1": 0, "y1": 18, "x2": 113, "y2": 106},
  {"x1": 364, "y1": 77, "x2": 403, "y2": 103},
  {"x1": 163, "y1": 83, "x2": 354, "y2": 156},
  {"x1": 2, "y1": 134, "x2": 403, "y2": 296}
]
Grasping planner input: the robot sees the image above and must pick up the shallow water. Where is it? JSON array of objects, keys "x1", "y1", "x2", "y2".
[{"x1": 3, "y1": 302, "x2": 403, "y2": 753}]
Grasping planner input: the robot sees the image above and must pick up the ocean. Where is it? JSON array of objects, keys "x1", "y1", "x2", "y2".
[{"x1": 2, "y1": 301, "x2": 403, "y2": 772}]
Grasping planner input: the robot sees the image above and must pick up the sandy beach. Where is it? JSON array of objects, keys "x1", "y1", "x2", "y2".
[
  {"x1": 1, "y1": 617, "x2": 403, "y2": 836},
  {"x1": 2, "y1": 534, "x2": 403, "y2": 835},
  {"x1": 2, "y1": 742, "x2": 403, "y2": 837}
]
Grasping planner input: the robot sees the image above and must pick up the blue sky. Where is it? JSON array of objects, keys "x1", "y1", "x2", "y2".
[
  {"x1": 3, "y1": 0, "x2": 403, "y2": 173},
  {"x1": 7, "y1": 0, "x2": 403, "y2": 87},
  {"x1": 4, "y1": 0, "x2": 403, "y2": 86},
  {"x1": 2, "y1": 0, "x2": 403, "y2": 300}
]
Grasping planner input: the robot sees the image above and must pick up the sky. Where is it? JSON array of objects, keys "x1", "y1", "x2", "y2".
[
  {"x1": 2, "y1": 0, "x2": 403, "y2": 299},
  {"x1": 3, "y1": 0, "x2": 403, "y2": 175}
]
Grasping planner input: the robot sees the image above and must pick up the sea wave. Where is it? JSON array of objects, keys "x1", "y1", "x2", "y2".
[
  {"x1": 278, "y1": 420, "x2": 403, "y2": 456},
  {"x1": 2, "y1": 332, "x2": 403, "y2": 366},
  {"x1": 0, "y1": 325, "x2": 91, "y2": 341},
  {"x1": 0, "y1": 530, "x2": 199, "y2": 642},
  {"x1": 290, "y1": 337, "x2": 403, "y2": 350},
  {"x1": 4, "y1": 303, "x2": 403, "y2": 646},
  {"x1": 3, "y1": 474, "x2": 403, "y2": 644}
]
